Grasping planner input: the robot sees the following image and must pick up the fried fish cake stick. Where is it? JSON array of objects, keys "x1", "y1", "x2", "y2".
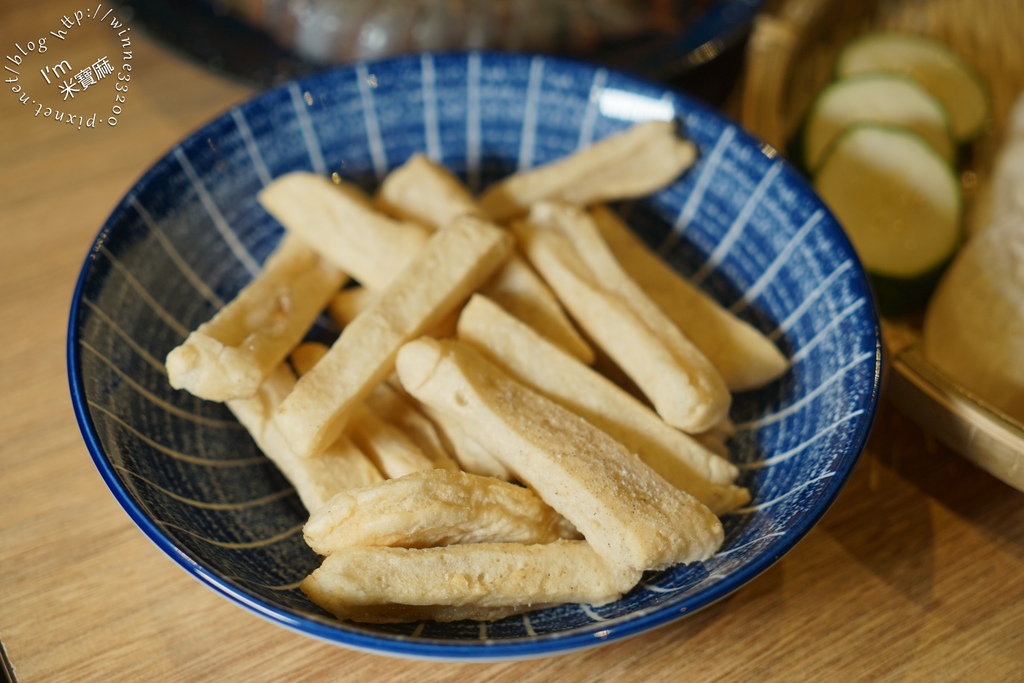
[
  {"x1": 515, "y1": 221, "x2": 730, "y2": 433},
  {"x1": 165, "y1": 234, "x2": 346, "y2": 401},
  {"x1": 364, "y1": 382, "x2": 460, "y2": 472},
  {"x1": 274, "y1": 216, "x2": 513, "y2": 457},
  {"x1": 479, "y1": 256, "x2": 593, "y2": 364},
  {"x1": 590, "y1": 205, "x2": 789, "y2": 392},
  {"x1": 327, "y1": 286, "x2": 460, "y2": 340},
  {"x1": 373, "y1": 153, "x2": 593, "y2": 363},
  {"x1": 294, "y1": 342, "x2": 457, "y2": 472},
  {"x1": 258, "y1": 172, "x2": 429, "y2": 289},
  {"x1": 347, "y1": 405, "x2": 435, "y2": 479},
  {"x1": 529, "y1": 201, "x2": 732, "y2": 428},
  {"x1": 331, "y1": 269, "x2": 589, "y2": 362},
  {"x1": 303, "y1": 469, "x2": 570, "y2": 554},
  {"x1": 287, "y1": 340, "x2": 328, "y2": 377},
  {"x1": 397, "y1": 338, "x2": 724, "y2": 572},
  {"x1": 290, "y1": 342, "x2": 435, "y2": 478},
  {"x1": 478, "y1": 120, "x2": 697, "y2": 221},
  {"x1": 412, "y1": 401, "x2": 514, "y2": 481},
  {"x1": 375, "y1": 153, "x2": 487, "y2": 227},
  {"x1": 301, "y1": 540, "x2": 641, "y2": 623},
  {"x1": 327, "y1": 286, "x2": 378, "y2": 325},
  {"x1": 227, "y1": 363, "x2": 382, "y2": 513},
  {"x1": 457, "y1": 295, "x2": 748, "y2": 513}
]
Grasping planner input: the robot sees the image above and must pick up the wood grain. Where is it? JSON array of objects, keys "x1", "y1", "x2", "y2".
[{"x1": 1, "y1": 1, "x2": 1021, "y2": 680}]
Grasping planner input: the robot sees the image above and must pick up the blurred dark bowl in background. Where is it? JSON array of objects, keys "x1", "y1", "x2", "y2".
[{"x1": 117, "y1": 0, "x2": 765, "y2": 105}]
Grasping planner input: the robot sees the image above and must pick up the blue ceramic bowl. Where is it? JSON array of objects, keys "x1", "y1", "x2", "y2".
[{"x1": 68, "y1": 52, "x2": 881, "y2": 660}]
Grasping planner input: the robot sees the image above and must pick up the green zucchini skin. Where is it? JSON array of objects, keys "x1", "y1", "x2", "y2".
[
  {"x1": 834, "y1": 31, "x2": 992, "y2": 142},
  {"x1": 812, "y1": 123, "x2": 963, "y2": 316},
  {"x1": 800, "y1": 73, "x2": 955, "y2": 172},
  {"x1": 791, "y1": 32, "x2": 988, "y2": 316}
]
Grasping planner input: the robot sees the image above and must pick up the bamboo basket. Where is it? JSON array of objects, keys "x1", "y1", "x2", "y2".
[{"x1": 740, "y1": 0, "x2": 1024, "y2": 490}]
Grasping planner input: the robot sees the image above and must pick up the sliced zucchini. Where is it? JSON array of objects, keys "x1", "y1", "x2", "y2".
[
  {"x1": 836, "y1": 32, "x2": 990, "y2": 142},
  {"x1": 814, "y1": 124, "x2": 962, "y2": 315},
  {"x1": 802, "y1": 73, "x2": 955, "y2": 172}
]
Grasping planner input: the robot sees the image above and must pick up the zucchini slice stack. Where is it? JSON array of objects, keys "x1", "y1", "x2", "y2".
[{"x1": 805, "y1": 32, "x2": 990, "y2": 316}]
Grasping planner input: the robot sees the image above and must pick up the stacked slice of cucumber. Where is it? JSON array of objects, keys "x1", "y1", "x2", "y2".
[{"x1": 804, "y1": 32, "x2": 991, "y2": 316}]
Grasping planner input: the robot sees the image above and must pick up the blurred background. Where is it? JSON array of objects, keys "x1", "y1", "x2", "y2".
[{"x1": 116, "y1": 0, "x2": 768, "y2": 104}]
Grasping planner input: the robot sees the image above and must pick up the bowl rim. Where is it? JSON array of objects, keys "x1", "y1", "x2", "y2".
[{"x1": 66, "y1": 49, "x2": 882, "y2": 661}]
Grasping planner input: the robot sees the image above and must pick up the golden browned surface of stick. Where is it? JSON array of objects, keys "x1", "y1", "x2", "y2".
[
  {"x1": 301, "y1": 540, "x2": 640, "y2": 623},
  {"x1": 514, "y1": 220, "x2": 730, "y2": 433},
  {"x1": 590, "y1": 205, "x2": 789, "y2": 392},
  {"x1": 374, "y1": 153, "x2": 594, "y2": 363},
  {"x1": 478, "y1": 120, "x2": 697, "y2": 221},
  {"x1": 165, "y1": 234, "x2": 346, "y2": 401},
  {"x1": 258, "y1": 173, "x2": 430, "y2": 290},
  {"x1": 273, "y1": 215, "x2": 513, "y2": 457},
  {"x1": 396, "y1": 338, "x2": 724, "y2": 572},
  {"x1": 227, "y1": 363, "x2": 383, "y2": 512},
  {"x1": 456, "y1": 295, "x2": 748, "y2": 514},
  {"x1": 303, "y1": 469, "x2": 569, "y2": 554}
]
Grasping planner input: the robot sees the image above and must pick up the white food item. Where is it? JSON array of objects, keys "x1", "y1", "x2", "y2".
[
  {"x1": 396, "y1": 337, "x2": 724, "y2": 573},
  {"x1": 923, "y1": 215, "x2": 1024, "y2": 422},
  {"x1": 977, "y1": 99, "x2": 1024, "y2": 236},
  {"x1": 924, "y1": 94, "x2": 1024, "y2": 422}
]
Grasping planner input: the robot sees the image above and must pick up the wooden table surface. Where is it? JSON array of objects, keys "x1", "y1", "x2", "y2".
[{"x1": 1, "y1": 1, "x2": 1021, "y2": 681}]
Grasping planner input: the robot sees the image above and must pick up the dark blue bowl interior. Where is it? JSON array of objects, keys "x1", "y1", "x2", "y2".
[{"x1": 68, "y1": 52, "x2": 881, "y2": 660}]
